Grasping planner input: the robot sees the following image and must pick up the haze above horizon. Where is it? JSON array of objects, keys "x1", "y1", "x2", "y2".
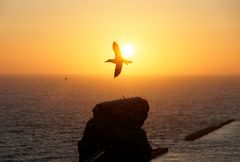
[{"x1": 0, "y1": 0, "x2": 239, "y2": 75}]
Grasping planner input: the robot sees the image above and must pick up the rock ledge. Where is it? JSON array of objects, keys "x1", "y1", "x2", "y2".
[{"x1": 78, "y1": 97, "x2": 152, "y2": 162}]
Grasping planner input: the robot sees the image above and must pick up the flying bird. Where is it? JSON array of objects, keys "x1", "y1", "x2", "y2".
[{"x1": 105, "y1": 41, "x2": 133, "y2": 78}]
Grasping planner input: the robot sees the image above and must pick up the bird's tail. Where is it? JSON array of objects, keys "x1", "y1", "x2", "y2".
[{"x1": 123, "y1": 59, "x2": 133, "y2": 65}]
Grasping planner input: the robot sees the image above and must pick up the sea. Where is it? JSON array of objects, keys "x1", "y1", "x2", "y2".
[{"x1": 0, "y1": 75, "x2": 240, "y2": 162}]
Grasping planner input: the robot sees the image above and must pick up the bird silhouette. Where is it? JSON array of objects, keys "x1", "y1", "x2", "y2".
[{"x1": 105, "y1": 41, "x2": 133, "y2": 78}]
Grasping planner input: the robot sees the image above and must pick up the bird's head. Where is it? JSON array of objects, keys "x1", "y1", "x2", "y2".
[{"x1": 104, "y1": 59, "x2": 114, "y2": 63}]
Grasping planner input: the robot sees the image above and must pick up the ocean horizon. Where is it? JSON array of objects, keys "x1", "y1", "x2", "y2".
[{"x1": 0, "y1": 75, "x2": 240, "y2": 161}]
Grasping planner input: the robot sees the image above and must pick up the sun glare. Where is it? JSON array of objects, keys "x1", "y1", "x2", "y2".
[{"x1": 121, "y1": 44, "x2": 134, "y2": 59}]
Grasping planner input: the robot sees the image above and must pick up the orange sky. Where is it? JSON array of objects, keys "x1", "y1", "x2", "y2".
[{"x1": 0, "y1": 0, "x2": 239, "y2": 75}]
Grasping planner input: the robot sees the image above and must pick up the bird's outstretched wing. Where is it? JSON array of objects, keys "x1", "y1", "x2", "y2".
[
  {"x1": 114, "y1": 62, "x2": 122, "y2": 78},
  {"x1": 112, "y1": 41, "x2": 122, "y2": 59}
]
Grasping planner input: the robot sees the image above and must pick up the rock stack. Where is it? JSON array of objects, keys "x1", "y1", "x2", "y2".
[{"x1": 78, "y1": 97, "x2": 152, "y2": 162}]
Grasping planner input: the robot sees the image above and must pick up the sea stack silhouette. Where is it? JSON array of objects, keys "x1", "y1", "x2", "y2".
[{"x1": 78, "y1": 97, "x2": 168, "y2": 162}]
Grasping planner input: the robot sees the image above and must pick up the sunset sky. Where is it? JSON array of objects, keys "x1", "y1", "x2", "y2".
[{"x1": 0, "y1": 0, "x2": 239, "y2": 75}]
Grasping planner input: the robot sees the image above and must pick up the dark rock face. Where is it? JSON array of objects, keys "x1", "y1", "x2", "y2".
[{"x1": 78, "y1": 97, "x2": 152, "y2": 162}]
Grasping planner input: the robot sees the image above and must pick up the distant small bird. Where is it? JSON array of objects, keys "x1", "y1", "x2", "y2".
[
  {"x1": 105, "y1": 41, "x2": 133, "y2": 78},
  {"x1": 64, "y1": 77, "x2": 68, "y2": 80}
]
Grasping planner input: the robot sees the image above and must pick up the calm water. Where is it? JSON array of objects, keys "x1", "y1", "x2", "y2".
[{"x1": 0, "y1": 75, "x2": 240, "y2": 162}]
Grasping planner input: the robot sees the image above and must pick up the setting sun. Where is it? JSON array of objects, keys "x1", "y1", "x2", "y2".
[{"x1": 121, "y1": 44, "x2": 135, "y2": 59}]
